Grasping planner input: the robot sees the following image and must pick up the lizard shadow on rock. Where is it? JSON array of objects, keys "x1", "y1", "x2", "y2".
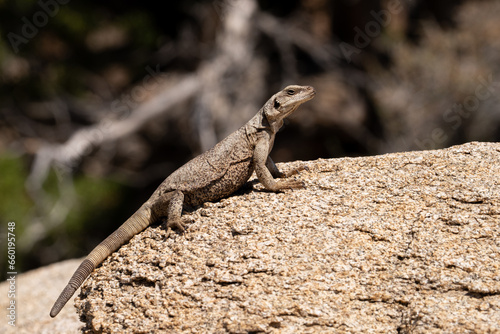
[
  {"x1": 233, "y1": 179, "x2": 294, "y2": 194},
  {"x1": 156, "y1": 182, "x2": 256, "y2": 235}
]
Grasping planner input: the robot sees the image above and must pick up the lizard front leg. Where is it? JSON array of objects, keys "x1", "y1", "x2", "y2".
[{"x1": 254, "y1": 138, "x2": 304, "y2": 191}]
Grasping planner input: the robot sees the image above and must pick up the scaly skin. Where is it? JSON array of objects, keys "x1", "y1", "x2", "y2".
[{"x1": 50, "y1": 85, "x2": 315, "y2": 317}]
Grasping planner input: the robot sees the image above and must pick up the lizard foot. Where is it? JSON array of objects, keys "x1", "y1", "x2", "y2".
[
  {"x1": 284, "y1": 165, "x2": 310, "y2": 178},
  {"x1": 162, "y1": 217, "x2": 187, "y2": 238}
]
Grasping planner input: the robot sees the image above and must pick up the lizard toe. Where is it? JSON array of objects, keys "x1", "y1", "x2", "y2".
[
  {"x1": 285, "y1": 165, "x2": 310, "y2": 177},
  {"x1": 163, "y1": 217, "x2": 186, "y2": 233},
  {"x1": 283, "y1": 179, "x2": 305, "y2": 189}
]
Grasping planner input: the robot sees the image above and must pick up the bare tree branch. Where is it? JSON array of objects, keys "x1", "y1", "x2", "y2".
[
  {"x1": 194, "y1": 0, "x2": 262, "y2": 151},
  {"x1": 256, "y1": 12, "x2": 341, "y2": 71}
]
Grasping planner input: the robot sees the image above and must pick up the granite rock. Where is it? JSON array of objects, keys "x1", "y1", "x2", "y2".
[
  {"x1": 0, "y1": 259, "x2": 83, "y2": 334},
  {"x1": 76, "y1": 142, "x2": 500, "y2": 333}
]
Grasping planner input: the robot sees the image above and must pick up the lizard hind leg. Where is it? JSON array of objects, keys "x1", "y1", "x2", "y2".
[{"x1": 151, "y1": 190, "x2": 186, "y2": 236}]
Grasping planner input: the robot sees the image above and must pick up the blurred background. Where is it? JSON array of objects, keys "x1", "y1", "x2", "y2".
[{"x1": 1, "y1": 0, "x2": 499, "y2": 279}]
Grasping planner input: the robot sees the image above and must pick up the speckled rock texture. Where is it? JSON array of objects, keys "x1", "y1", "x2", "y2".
[{"x1": 76, "y1": 142, "x2": 500, "y2": 333}]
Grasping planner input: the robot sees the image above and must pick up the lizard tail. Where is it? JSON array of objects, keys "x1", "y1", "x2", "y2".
[{"x1": 50, "y1": 205, "x2": 153, "y2": 318}]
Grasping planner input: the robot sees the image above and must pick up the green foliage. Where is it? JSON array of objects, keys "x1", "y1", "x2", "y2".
[
  {"x1": 66, "y1": 173, "x2": 125, "y2": 235},
  {"x1": 0, "y1": 153, "x2": 32, "y2": 280},
  {"x1": 118, "y1": 11, "x2": 158, "y2": 49},
  {"x1": 53, "y1": 6, "x2": 90, "y2": 39},
  {"x1": 0, "y1": 153, "x2": 32, "y2": 230}
]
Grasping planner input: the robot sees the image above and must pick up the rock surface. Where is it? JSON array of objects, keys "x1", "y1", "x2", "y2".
[
  {"x1": 0, "y1": 258, "x2": 82, "y2": 334},
  {"x1": 76, "y1": 142, "x2": 498, "y2": 332}
]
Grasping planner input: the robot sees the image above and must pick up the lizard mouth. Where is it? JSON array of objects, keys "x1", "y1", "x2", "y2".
[{"x1": 301, "y1": 86, "x2": 316, "y2": 101}]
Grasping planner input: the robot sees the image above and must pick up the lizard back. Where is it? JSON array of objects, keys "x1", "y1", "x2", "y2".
[{"x1": 158, "y1": 127, "x2": 255, "y2": 206}]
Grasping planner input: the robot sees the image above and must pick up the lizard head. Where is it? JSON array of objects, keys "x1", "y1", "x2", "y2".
[{"x1": 263, "y1": 85, "x2": 316, "y2": 124}]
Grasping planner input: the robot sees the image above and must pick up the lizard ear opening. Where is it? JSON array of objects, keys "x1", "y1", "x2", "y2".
[{"x1": 273, "y1": 98, "x2": 281, "y2": 109}]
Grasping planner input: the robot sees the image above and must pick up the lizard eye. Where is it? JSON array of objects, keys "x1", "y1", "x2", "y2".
[
  {"x1": 286, "y1": 89, "x2": 295, "y2": 95},
  {"x1": 274, "y1": 98, "x2": 281, "y2": 108}
]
